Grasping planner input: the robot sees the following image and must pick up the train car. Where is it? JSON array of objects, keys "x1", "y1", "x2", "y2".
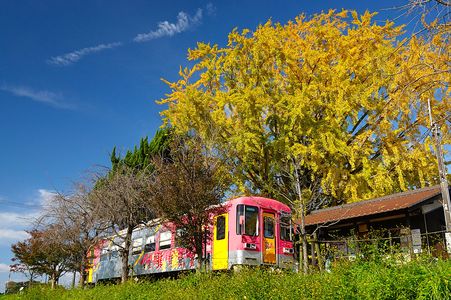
[{"x1": 87, "y1": 196, "x2": 294, "y2": 283}]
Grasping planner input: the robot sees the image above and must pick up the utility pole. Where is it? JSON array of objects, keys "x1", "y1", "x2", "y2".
[{"x1": 428, "y1": 99, "x2": 451, "y2": 253}]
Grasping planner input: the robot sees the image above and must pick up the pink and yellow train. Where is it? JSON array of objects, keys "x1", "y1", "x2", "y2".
[{"x1": 87, "y1": 196, "x2": 294, "y2": 283}]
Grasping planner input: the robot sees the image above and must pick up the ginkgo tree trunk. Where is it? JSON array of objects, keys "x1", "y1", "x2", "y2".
[{"x1": 292, "y1": 157, "x2": 309, "y2": 274}]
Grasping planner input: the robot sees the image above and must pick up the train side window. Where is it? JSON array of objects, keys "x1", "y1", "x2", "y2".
[
  {"x1": 236, "y1": 205, "x2": 244, "y2": 235},
  {"x1": 159, "y1": 231, "x2": 172, "y2": 250},
  {"x1": 100, "y1": 254, "x2": 108, "y2": 262},
  {"x1": 100, "y1": 247, "x2": 109, "y2": 262},
  {"x1": 264, "y1": 216, "x2": 274, "y2": 238},
  {"x1": 174, "y1": 228, "x2": 186, "y2": 248},
  {"x1": 89, "y1": 249, "x2": 94, "y2": 264},
  {"x1": 132, "y1": 238, "x2": 143, "y2": 255},
  {"x1": 280, "y1": 214, "x2": 292, "y2": 241},
  {"x1": 175, "y1": 229, "x2": 185, "y2": 248},
  {"x1": 144, "y1": 236, "x2": 155, "y2": 252},
  {"x1": 111, "y1": 250, "x2": 119, "y2": 259},
  {"x1": 216, "y1": 216, "x2": 226, "y2": 240},
  {"x1": 110, "y1": 245, "x2": 119, "y2": 258}
]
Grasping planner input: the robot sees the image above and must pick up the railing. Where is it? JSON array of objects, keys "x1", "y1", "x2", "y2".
[{"x1": 300, "y1": 229, "x2": 450, "y2": 270}]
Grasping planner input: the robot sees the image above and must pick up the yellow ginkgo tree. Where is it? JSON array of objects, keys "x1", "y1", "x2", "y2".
[{"x1": 159, "y1": 10, "x2": 450, "y2": 272}]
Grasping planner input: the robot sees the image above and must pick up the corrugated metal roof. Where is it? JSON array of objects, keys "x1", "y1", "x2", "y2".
[{"x1": 305, "y1": 185, "x2": 442, "y2": 226}]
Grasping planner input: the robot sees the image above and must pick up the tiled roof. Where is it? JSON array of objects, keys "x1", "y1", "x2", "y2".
[{"x1": 305, "y1": 185, "x2": 442, "y2": 226}]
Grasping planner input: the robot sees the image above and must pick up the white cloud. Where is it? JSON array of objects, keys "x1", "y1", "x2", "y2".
[
  {"x1": 0, "y1": 264, "x2": 10, "y2": 273},
  {"x1": 0, "y1": 189, "x2": 57, "y2": 244},
  {"x1": 46, "y1": 5, "x2": 214, "y2": 65},
  {"x1": 47, "y1": 42, "x2": 122, "y2": 66},
  {"x1": 0, "y1": 84, "x2": 75, "y2": 110},
  {"x1": 37, "y1": 189, "x2": 57, "y2": 208},
  {"x1": 206, "y1": 3, "x2": 216, "y2": 16},
  {"x1": 133, "y1": 9, "x2": 203, "y2": 42},
  {"x1": 0, "y1": 229, "x2": 30, "y2": 245},
  {"x1": 0, "y1": 212, "x2": 35, "y2": 230}
]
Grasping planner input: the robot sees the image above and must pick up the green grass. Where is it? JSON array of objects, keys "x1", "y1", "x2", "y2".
[{"x1": 2, "y1": 258, "x2": 450, "y2": 300}]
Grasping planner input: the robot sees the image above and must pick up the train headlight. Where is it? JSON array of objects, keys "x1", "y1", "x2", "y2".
[
  {"x1": 283, "y1": 247, "x2": 294, "y2": 254},
  {"x1": 244, "y1": 243, "x2": 257, "y2": 250}
]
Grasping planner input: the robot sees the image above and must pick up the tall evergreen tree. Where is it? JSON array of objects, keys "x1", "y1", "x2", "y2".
[{"x1": 110, "y1": 127, "x2": 172, "y2": 174}]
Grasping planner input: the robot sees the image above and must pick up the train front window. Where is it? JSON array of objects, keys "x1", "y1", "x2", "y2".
[
  {"x1": 245, "y1": 206, "x2": 259, "y2": 236},
  {"x1": 280, "y1": 214, "x2": 292, "y2": 241},
  {"x1": 236, "y1": 205, "x2": 259, "y2": 236}
]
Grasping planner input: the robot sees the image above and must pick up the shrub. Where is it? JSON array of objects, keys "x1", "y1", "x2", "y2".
[{"x1": 3, "y1": 259, "x2": 450, "y2": 300}]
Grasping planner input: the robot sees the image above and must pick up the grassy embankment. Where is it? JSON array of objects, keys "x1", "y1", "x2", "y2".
[{"x1": 2, "y1": 258, "x2": 450, "y2": 300}]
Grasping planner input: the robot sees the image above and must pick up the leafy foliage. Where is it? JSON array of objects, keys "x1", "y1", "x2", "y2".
[
  {"x1": 10, "y1": 234, "x2": 43, "y2": 282},
  {"x1": 11, "y1": 229, "x2": 72, "y2": 288},
  {"x1": 89, "y1": 127, "x2": 173, "y2": 282},
  {"x1": 91, "y1": 165, "x2": 155, "y2": 283},
  {"x1": 159, "y1": 10, "x2": 450, "y2": 209},
  {"x1": 37, "y1": 185, "x2": 101, "y2": 287},
  {"x1": 149, "y1": 135, "x2": 230, "y2": 270}
]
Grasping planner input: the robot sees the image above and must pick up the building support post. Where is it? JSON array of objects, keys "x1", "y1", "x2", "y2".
[
  {"x1": 313, "y1": 232, "x2": 323, "y2": 271},
  {"x1": 428, "y1": 99, "x2": 451, "y2": 254},
  {"x1": 423, "y1": 212, "x2": 431, "y2": 254}
]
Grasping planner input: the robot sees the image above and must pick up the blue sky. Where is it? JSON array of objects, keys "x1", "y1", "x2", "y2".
[{"x1": 0, "y1": 0, "x2": 446, "y2": 291}]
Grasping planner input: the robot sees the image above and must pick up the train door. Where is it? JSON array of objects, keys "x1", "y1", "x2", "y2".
[
  {"x1": 263, "y1": 212, "x2": 276, "y2": 264},
  {"x1": 212, "y1": 214, "x2": 228, "y2": 270}
]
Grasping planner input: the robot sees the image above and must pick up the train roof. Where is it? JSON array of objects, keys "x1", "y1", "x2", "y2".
[{"x1": 225, "y1": 196, "x2": 291, "y2": 212}]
